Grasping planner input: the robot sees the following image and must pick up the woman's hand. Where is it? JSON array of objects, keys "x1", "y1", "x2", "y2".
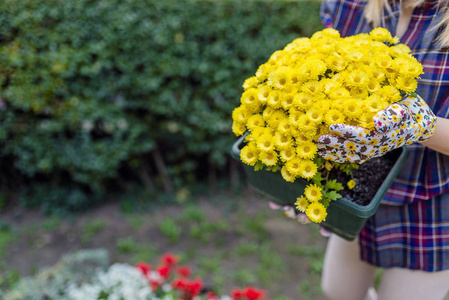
[{"x1": 317, "y1": 95, "x2": 437, "y2": 163}]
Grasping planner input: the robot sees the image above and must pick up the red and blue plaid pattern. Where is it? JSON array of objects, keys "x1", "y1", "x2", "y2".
[{"x1": 321, "y1": 0, "x2": 449, "y2": 271}]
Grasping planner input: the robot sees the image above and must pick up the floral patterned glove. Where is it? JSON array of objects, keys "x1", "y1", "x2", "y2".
[{"x1": 317, "y1": 95, "x2": 437, "y2": 164}]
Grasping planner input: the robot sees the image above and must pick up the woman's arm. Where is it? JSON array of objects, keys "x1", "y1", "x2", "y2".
[{"x1": 419, "y1": 117, "x2": 449, "y2": 156}]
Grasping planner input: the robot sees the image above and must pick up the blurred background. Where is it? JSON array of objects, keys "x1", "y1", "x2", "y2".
[{"x1": 0, "y1": 0, "x2": 328, "y2": 299}]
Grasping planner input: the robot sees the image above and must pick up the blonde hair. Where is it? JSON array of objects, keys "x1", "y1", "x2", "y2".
[{"x1": 363, "y1": 0, "x2": 449, "y2": 47}]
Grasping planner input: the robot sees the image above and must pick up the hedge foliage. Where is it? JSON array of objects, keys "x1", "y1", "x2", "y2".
[{"x1": 0, "y1": 0, "x2": 323, "y2": 213}]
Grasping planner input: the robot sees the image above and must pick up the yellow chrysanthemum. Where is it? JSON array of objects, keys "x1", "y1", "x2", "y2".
[
  {"x1": 242, "y1": 76, "x2": 258, "y2": 90},
  {"x1": 281, "y1": 166, "x2": 296, "y2": 183},
  {"x1": 263, "y1": 106, "x2": 276, "y2": 121},
  {"x1": 331, "y1": 73, "x2": 345, "y2": 85},
  {"x1": 358, "y1": 113, "x2": 376, "y2": 131},
  {"x1": 246, "y1": 114, "x2": 265, "y2": 131},
  {"x1": 349, "y1": 86, "x2": 369, "y2": 100},
  {"x1": 367, "y1": 78, "x2": 381, "y2": 94},
  {"x1": 266, "y1": 109, "x2": 287, "y2": 128},
  {"x1": 232, "y1": 106, "x2": 251, "y2": 124},
  {"x1": 298, "y1": 59, "x2": 327, "y2": 80},
  {"x1": 326, "y1": 55, "x2": 348, "y2": 72},
  {"x1": 256, "y1": 133, "x2": 275, "y2": 152},
  {"x1": 347, "y1": 179, "x2": 356, "y2": 189},
  {"x1": 389, "y1": 44, "x2": 411, "y2": 57},
  {"x1": 346, "y1": 69, "x2": 369, "y2": 87},
  {"x1": 240, "y1": 88, "x2": 261, "y2": 111},
  {"x1": 301, "y1": 80, "x2": 323, "y2": 95},
  {"x1": 306, "y1": 202, "x2": 327, "y2": 223},
  {"x1": 257, "y1": 85, "x2": 272, "y2": 104},
  {"x1": 343, "y1": 98, "x2": 362, "y2": 119},
  {"x1": 365, "y1": 94, "x2": 388, "y2": 113},
  {"x1": 240, "y1": 144, "x2": 259, "y2": 166},
  {"x1": 278, "y1": 118, "x2": 292, "y2": 134},
  {"x1": 325, "y1": 109, "x2": 346, "y2": 125},
  {"x1": 293, "y1": 92, "x2": 315, "y2": 110},
  {"x1": 269, "y1": 66, "x2": 291, "y2": 90},
  {"x1": 269, "y1": 50, "x2": 285, "y2": 62},
  {"x1": 267, "y1": 90, "x2": 283, "y2": 109},
  {"x1": 256, "y1": 64, "x2": 269, "y2": 81},
  {"x1": 321, "y1": 78, "x2": 341, "y2": 94},
  {"x1": 394, "y1": 55, "x2": 423, "y2": 78},
  {"x1": 295, "y1": 196, "x2": 309, "y2": 213},
  {"x1": 294, "y1": 133, "x2": 310, "y2": 145},
  {"x1": 299, "y1": 160, "x2": 318, "y2": 180},
  {"x1": 286, "y1": 158, "x2": 305, "y2": 177},
  {"x1": 296, "y1": 114, "x2": 317, "y2": 132},
  {"x1": 232, "y1": 121, "x2": 246, "y2": 136},
  {"x1": 281, "y1": 91, "x2": 296, "y2": 110},
  {"x1": 379, "y1": 85, "x2": 402, "y2": 103},
  {"x1": 328, "y1": 87, "x2": 351, "y2": 99},
  {"x1": 369, "y1": 67, "x2": 385, "y2": 82},
  {"x1": 280, "y1": 147, "x2": 296, "y2": 162},
  {"x1": 370, "y1": 27, "x2": 393, "y2": 42},
  {"x1": 322, "y1": 27, "x2": 341, "y2": 38},
  {"x1": 259, "y1": 149, "x2": 278, "y2": 166},
  {"x1": 304, "y1": 184, "x2": 323, "y2": 202},
  {"x1": 395, "y1": 76, "x2": 418, "y2": 93},
  {"x1": 375, "y1": 53, "x2": 393, "y2": 69},
  {"x1": 274, "y1": 132, "x2": 292, "y2": 150},
  {"x1": 296, "y1": 141, "x2": 318, "y2": 159},
  {"x1": 290, "y1": 37, "x2": 312, "y2": 52},
  {"x1": 306, "y1": 107, "x2": 324, "y2": 123}
]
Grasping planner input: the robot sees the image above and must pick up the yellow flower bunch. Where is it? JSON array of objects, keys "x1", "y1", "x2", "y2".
[{"x1": 232, "y1": 28, "x2": 423, "y2": 223}]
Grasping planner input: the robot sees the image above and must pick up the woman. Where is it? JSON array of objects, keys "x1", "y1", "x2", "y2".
[{"x1": 317, "y1": 0, "x2": 449, "y2": 299}]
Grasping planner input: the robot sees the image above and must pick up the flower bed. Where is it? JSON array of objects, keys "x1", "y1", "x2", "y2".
[{"x1": 68, "y1": 253, "x2": 269, "y2": 300}]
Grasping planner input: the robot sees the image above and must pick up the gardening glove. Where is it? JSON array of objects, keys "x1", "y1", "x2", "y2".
[{"x1": 317, "y1": 95, "x2": 437, "y2": 164}]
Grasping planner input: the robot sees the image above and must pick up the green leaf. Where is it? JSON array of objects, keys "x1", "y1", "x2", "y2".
[
  {"x1": 254, "y1": 161, "x2": 264, "y2": 171},
  {"x1": 313, "y1": 156, "x2": 325, "y2": 168},
  {"x1": 326, "y1": 179, "x2": 344, "y2": 191},
  {"x1": 321, "y1": 197, "x2": 330, "y2": 207},
  {"x1": 326, "y1": 191, "x2": 342, "y2": 201},
  {"x1": 312, "y1": 172, "x2": 325, "y2": 183}
]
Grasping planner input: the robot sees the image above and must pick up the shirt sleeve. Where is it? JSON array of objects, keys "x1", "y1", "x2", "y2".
[{"x1": 320, "y1": 0, "x2": 339, "y2": 28}]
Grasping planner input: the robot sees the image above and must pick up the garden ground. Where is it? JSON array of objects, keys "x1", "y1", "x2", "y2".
[{"x1": 0, "y1": 187, "x2": 328, "y2": 299}]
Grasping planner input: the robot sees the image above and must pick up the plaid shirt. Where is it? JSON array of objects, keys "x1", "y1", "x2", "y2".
[
  {"x1": 321, "y1": 0, "x2": 449, "y2": 205},
  {"x1": 321, "y1": 0, "x2": 449, "y2": 271}
]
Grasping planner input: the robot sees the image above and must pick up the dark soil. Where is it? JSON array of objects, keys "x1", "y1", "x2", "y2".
[{"x1": 330, "y1": 153, "x2": 397, "y2": 206}]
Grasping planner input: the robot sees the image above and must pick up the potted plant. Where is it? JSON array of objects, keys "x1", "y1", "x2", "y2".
[{"x1": 231, "y1": 28, "x2": 417, "y2": 240}]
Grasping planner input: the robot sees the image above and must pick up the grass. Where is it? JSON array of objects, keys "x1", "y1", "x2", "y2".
[
  {"x1": 116, "y1": 237, "x2": 139, "y2": 254},
  {"x1": 41, "y1": 216, "x2": 62, "y2": 231},
  {"x1": 158, "y1": 217, "x2": 181, "y2": 244},
  {"x1": 0, "y1": 265, "x2": 20, "y2": 291},
  {"x1": 126, "y1": 215, "x2": 144, "y2": 231},
  {"x1": 0, "y1": 225, "x2": 15, "y2": 258},
  {"x1": 81, "y1": 219, "x2": 106, "y2": 244}
]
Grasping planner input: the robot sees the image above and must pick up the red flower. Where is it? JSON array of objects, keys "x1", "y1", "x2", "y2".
[
  {"x1": 206, "y1": 291, "x2": 219, "y2": 300},
  {"x1": 157, "y1": 265, "x2": 171, "y2": 280},
  {"x1": 177, "y1": 266, "x2": 192, "y2": 278},
  {"x1": 161, "y1": 253, "x2": 179, "y2": 266},
  {"x1": 244, "y1": 287, "x2": 266, "y2": 300},
  {"x1": 150, "y1": 280, "x2": 160, "y2": 291},
  {"x1": 231, "y1": 288, "x2": 245, "y2": 300},
  {"x1": 135, "y1": 262, "x2": 151, "y2": 276},
  {"x1": 172, "y1": 277, "x2": 187, "y2": 289},
  {"x1": 185, "y1": 278, "x2": 203, "y2": 297}
]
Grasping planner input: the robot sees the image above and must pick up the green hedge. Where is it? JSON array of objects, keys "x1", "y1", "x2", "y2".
[{"x1": 0, "y1": 0, "x2": 323, "y2": 213}]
